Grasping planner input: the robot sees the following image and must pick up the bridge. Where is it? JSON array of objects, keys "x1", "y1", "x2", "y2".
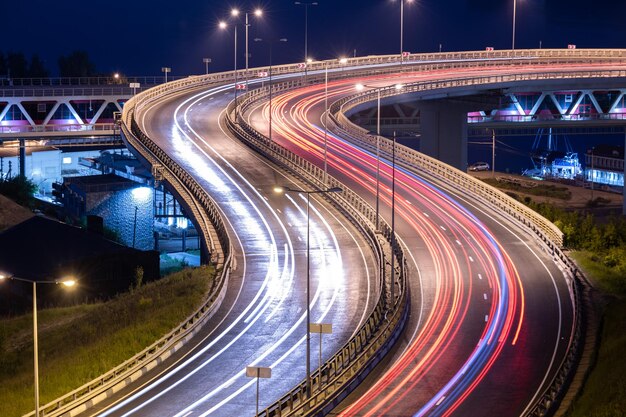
[{"x1": 13, "y1": 49, "x2": 625, "y2": 417}]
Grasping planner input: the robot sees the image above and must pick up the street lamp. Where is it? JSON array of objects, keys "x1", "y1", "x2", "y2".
[
  {"x1": 254, "y1": 37, "x2": 288, "y2": 141},
  {"x1": 295, "y1": 1, "x2": 318, "y2": 74},
  {"x1": 203, "y1": 58, "x2": 212, "y2": 75},
  {"x1": 398, "y1": 0, "x2": 414, "y2": 62},
  {"x1": 321, "y1": 58, "x2": 349, "y2": 183},
  {"x1": 219, "y1": 19, "x2": 239, "y2": 120},
  {"x1": 274, "y1": 185, "x2": 342, "y2": 398},
  {"x1": 512, "y1": 0, "x2": 522, "y2": 50},
  {"x1": 355, "y1": 82, "x2": 404, "y2": 231},
  {"x1": 161, "y1": 67, "x2": 171, "y2": 83},
  {"x1": 0, "y1": 273, "x2": 76, "y2": 417},
  {"x1": 220, "y1": 8, "x2": 263, "y2": 121}
]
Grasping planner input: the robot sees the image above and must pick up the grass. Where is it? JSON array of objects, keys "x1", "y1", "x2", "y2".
[
  {"x1": 0, "y1": 266, "x2": 215, "y2": 417},
  {"x1": 566, "y1": 252, "x2": 626, "y2": 417},
  {"x1": 482, "y1": 177, "x2": 572, "y2": 200}
]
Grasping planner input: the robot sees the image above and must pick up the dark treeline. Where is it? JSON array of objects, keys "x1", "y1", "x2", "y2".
[{"x1": 0, "y1": 50, "x2": 98, "y2": 78}]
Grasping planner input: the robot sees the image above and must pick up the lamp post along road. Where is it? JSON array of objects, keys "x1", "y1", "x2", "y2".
[
  {"x1": 274, "y1": 185, "x2": 342, "y2": 398},
  {"x1": 355, "y1": 83, "x2": 404, "y2": 231},
  {"x1": 295, "y1": 1, "x2": 318, "y2": 76},
  {"x1": 0, "y1": 274, "x2": 76, "y2": 417},
  {"x1": 512, "y1": 0, "x2": 516, "y2": 50},
  {"x1": 255, "y1": 38, "x2": 287, "y2": 141}
]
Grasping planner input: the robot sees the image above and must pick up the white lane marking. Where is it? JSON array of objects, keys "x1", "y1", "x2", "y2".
[
  {"x1": 483, "y1": 293, "x2": 488, "y2": 300},
  {"x1": 484, "y1": 315, "x2": 489, "y2": 322},
  {"x1": 435, "y1": 396, "x2": 446, "y2": 406},
  {"x1": 456, "y1": 240, "x2": 462, "y2": 246},
  {"x1": 469, "y1": 256, "x2": 475, "y2": 263},
  {"x1": 478, "y1": 273, "x2": 483, "y2": 280}
]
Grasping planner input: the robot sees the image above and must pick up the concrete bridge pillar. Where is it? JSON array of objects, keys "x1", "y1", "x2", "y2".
[{"x1": 417, "y1": 100, "x2": 475, "y2": 171}]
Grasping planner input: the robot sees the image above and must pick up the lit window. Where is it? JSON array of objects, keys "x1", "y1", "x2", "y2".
[{"x1": 62, "y1": 157, "x2": 72, "y2": 164}]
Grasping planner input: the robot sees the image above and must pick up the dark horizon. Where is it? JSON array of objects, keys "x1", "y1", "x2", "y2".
[{"x1": 2, "y1": 0, "x2": 626, "y2": 77}]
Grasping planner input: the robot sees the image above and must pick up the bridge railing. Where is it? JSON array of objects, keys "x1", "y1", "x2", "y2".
[{"x1": 0, "y1": 123, "x2": 118, "y2": 134}]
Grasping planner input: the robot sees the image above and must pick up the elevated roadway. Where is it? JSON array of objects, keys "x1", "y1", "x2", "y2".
[{"x1": 41, "y1": 49, "x2": 625, "y2": 417}]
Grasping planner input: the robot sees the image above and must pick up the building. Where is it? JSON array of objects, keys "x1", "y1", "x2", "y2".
[{"x1": 585, "y1": 145, "x2": 624, "y2": 190}]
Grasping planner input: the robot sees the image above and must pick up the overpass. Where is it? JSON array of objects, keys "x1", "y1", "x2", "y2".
[{"x1": 19, "y1": 49, "x2": 625, "y2": 417}]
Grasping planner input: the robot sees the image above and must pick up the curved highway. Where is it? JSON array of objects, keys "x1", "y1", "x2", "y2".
[
  {"x1": 84, "y1": 83, "x2": 379, "y2": 416},
  {"x1": 97, "y1": 51, "x2": 625, "y2": 417},
  {"x1": 242, "y1": 61, "x2": 593, "y2": 416}
]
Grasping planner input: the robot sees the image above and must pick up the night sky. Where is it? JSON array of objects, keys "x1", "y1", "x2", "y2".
[{"x1": 3, "y1": 0, "x2": 626, "y2": 77}]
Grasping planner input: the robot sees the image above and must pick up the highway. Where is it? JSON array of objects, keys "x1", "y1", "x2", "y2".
[
  {"x1": 83, "y1": 82, "x2": 379, "y2": 416},
  {"x1": 101, "y1": 52, "x2": 625, "y2": 417},
  {"x1": 241, "y1": 61, "x2": 584, "y2": 416}
]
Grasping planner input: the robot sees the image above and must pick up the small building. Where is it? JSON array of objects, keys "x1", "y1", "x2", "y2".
[
  {"x1": 56, "y1": 173, "x2": 154, "y2": 250},
  {"x1": 0, "y1": 216, "x2": 159, "y2": 315},
  {"x1": 586, "y1": 145, "x2": 624, "y2": 189}
]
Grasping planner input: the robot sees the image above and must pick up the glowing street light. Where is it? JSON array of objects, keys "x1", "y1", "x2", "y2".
[
  {"x1": 274, "y1": 185, "x2": 342, "y2": 398},
  {"x1": 0, "y1": 273, "x2": 77, "y2": 417}
]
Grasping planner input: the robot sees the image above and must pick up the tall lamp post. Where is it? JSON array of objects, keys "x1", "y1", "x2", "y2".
[
  {"x1": 295, "y1": 1, "x2": 318, "y2": 74},
  {"x1": 0, "y1": 273, "x2": 76, "y2": 417},
  {"x1": 512, "y1": 0, "x2": 518, "y2": 50},
  {"x1": 322, "y1": 58, "x2": 348, "y2": 183},
  {"x1": 220, "y1": 8, "x2": 262, "y2": 121},
  {"x1": 355, "y1": 82, "x2": 404, "y2": 231},
  {"x1": 399, "y1": 0, "x2": 414, "y2": 62},
  {"x1": 274, "y1": 185, "x2": 342, "y2": 398},
  {"x1": 254, "y1": 37, "x2": 288, "y2": 141}
]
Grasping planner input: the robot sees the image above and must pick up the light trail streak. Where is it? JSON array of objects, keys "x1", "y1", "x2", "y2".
[{"x1": 242, "y1": 63, "x2": 583, "y2": 416}]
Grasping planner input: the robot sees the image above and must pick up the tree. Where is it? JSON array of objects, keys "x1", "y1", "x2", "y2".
[
  {"x1": 58, "y1": 51, "x2": 97, "y2": 77},
  {"x1": 6, "y1": 52, "x2": 28, "y2": 78},
  {"x1": 28, "y1": 54, "x2": 49, "y2": 78}
]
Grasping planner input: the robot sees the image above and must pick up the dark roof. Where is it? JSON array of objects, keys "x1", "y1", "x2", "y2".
[
  {"x1": 0, "y1": 215, "x2": 140, "y2": 281},
  {"x1": 588, "y1": 145, "x2": 624, "y2": 159}
]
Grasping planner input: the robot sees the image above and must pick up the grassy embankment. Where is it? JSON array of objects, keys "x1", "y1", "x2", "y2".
[
  {"x1": 566, "y1": 252, "x2": 626, "y2": 417},
  {"x1": 0, "y1": 266, "x2": 214, "y2": 417},
  {"x1": 481, "y1": 176, "x2": 626, "y2": 416}
]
